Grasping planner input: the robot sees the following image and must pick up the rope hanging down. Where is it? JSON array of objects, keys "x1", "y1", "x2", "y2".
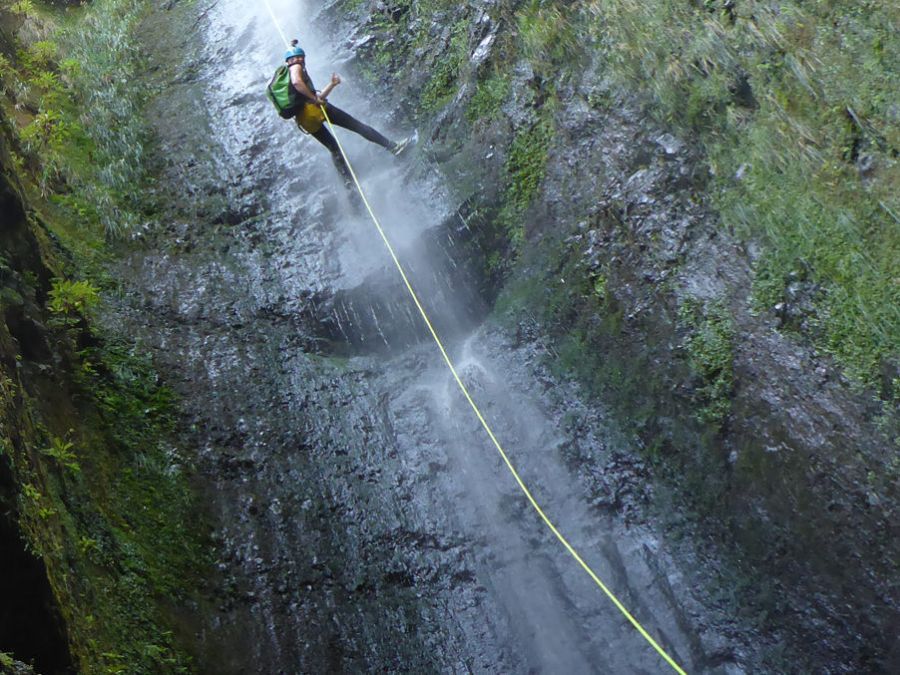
[{"x1": 261, "y1": 2, "x2": 687, "y2": 672}]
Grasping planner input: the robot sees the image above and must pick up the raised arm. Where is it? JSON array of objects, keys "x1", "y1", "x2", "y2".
[{"x1": 318, "y1": 73, "x2": 342, "y2": 102}]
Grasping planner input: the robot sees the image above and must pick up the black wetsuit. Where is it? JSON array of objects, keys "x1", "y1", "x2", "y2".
[{"x1": 293, "y1": 65, "x2": 393, "y2": 185}]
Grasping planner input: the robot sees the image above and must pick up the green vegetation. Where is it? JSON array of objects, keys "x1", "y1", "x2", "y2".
[
  {"x1": 377, "y1": 0, "x2": 898, "y2": 402},
  {"x1": 10, "y1": 1, "x2": 36, "y2": 17},
  {"x1": 517, "y1": 0, "x2": 587, "y2": 77},
  {"x1": 0, "y1": 652, "x2": 33, "y2": 674},
  {"x1": 498, "y1": 116, "x2": 553, "y2": 245},
  {"x1": 343, "y1": 0, "x2": 898, "y2": 397},
  {"x1": 419, "y1": 21, "x2": 469, "y2": 112},
  {"x1": 48, "y1": 277, "x2": 99, "y2": 320},
  {"x1": 0, "y1": 0, "x2": 208, "y2": 671},
  {"x1": 3, "y1": 0, "x2": 151, "y2": 235},
  {"x1": 6, "y1": 335, "x2": 205, "y2": 672},
  {"x1": 353, "y1": 0, "x2": 574, "y2": 254},
  {"x1": 591, "y1": 272, "x2": 607, "y2": 299},
  {"x1": 41, "y1": 434, "x2": 80, "y2": 474},
  {"x1": 349, "y1": 0, "x2": 465, "y2": 95},
  {"x1": 465, "y1": 70, "x2": 509, "y2": 123},
  {"x1": 678, "y1": 298, "x2": 736, "y2": 426},
  {"x1": 591, "y1": 0, "x2": 899, "y2": 397}
]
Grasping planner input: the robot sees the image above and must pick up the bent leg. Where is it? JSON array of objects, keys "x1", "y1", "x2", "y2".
[
  {"x1": 310, "y1": 126, "x2": 354, "y2": 186},
  {"x1": 324, "y1": 104, "x2": 394, "y2": 150}
]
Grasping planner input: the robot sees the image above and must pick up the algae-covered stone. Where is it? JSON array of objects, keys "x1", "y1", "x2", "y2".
[{"x1": 0, "y1": 653, "x2": 36, "y2": 675}]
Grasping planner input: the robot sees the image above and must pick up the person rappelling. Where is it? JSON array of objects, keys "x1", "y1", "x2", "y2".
[{"x1": 267, "y1": 39, "x2": 415, "y2": 194}]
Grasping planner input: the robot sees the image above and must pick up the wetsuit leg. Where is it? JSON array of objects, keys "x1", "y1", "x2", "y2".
[
  {"x1": 324, "y1": 103, "x2": 394, "y2": 149},
  {"x1": 310, "y1": 125, "x2": 353, "y2": 186}
]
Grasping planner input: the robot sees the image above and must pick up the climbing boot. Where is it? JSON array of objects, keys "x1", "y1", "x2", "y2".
[{"x1": 390, "y1": 130, "x2": 418, "y2": 158}]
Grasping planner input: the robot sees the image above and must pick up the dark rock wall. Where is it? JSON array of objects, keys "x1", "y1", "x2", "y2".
[
  {"x1": 526, "y1": 89, "x2": 899, "y2": 670},
  {"x1": 1, "y1": 0, "x2": 894, "y2": 671},
  {"x1": 0, "y1": 8, "x2": 206, "y2": 666},
  {"x1": 319, "y1": 0, "x2": 899, "y2": 670},
  {"x1": 0, "y1": 110, "x2": 72, "y2": 674}
]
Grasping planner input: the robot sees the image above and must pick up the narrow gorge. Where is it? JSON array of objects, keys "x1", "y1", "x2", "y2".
[{"x1": 0, "y1": 1, "x2": 896, "y2": 673}]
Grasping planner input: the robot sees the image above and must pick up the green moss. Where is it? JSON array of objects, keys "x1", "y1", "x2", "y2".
[
  {"x1": 0, "y1": 1, "x2": 209, "y2": 671},
  {"x1": 465, "y1": 70, "x2": 509, "y2": 123},
  {"x1": 678, "y1": 298, "x2": 736, "y2": 427},
  {"x1": 497, "y1": 115, "x2": 554, "y2": 246},
  {"x1": 8, "y1": 333, "x2": 207, "y2": 673},
  {"x1": 419, "y1": 20, "x2": 469, "y2": 112},
  {"x1": 593, "y1": 0, "x2": 899, "y2": 398}
]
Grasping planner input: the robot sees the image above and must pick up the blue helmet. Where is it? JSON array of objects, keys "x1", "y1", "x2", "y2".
[{"x1": 284, "y1": 40, "x2": 305, "y2": 61}]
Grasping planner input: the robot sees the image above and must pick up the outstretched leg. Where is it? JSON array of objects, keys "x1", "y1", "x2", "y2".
[{"x1": 323, "y1": 103, "x2": 395, "y2": 150}]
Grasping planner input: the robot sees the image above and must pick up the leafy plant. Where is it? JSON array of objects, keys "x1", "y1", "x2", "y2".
[
  {"x1": 592, "y1": 273, "x2": 607, "y2": 299},
  {"x1": 59, "y1": 58, "x2": 82, "y2": 79},
  {"x1": 77, "y1": 536, "x2": 100, "y2": 556},
  {"x1": 498, "y1": 116, "x2": 554, "y2": 245},
  {"x1": 0, "y1": 54, "x2": 15, "y2": 91},
  {"x1": 678, "y1": 298, "x2": 736, "y2": 426},
  {"x1": 30, "y1": 70, "x2": 61, "y2": 91},
  {"x1": 10, "y1": 0, "x2": 36, "y2": 17},
  {"x1": 48, "y1": 278, "x2": 100, "y2": 318},
  {"x1": 42, "y1": 434, "x2": 81, "y2": 474},
  {"x1": 20, "y1": 109, "x2": 67, "y2": 149},
  {"x1": 25, "y1": 40, "x2": 58, "y2": 71},
  {"x1": 22, "y1": 483, "x2": 42, "y2": 502}
]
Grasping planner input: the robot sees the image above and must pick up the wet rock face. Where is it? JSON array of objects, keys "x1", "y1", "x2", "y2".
[
  {"x1": 528, "y1": 63, "x2": 898, "y2": 675},
  {"x1": 317, "y1": 0, "x2": 899, "y2": 671},
  {"x1": 0, "y1": 477, "x2": 71, "y2": 675},
  {"x1": 109, "y1": 1, "x2": 776, "y2": 673},
  {"x1": 298, "y1": 206, "x2": 492, "y2": 355},
  {"x1": 111, "y1": 0, "x2": 895, "y2": 672},
  {"x1": 556, "y1": 74, "x2": 899, "y2": 675}
]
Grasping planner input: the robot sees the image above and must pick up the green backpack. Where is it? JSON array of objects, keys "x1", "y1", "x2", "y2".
[{"x1": 266, "y1": 65, "x2": 300, "y2": 119}]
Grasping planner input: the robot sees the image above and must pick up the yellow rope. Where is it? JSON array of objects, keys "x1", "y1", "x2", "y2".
[
  {"x1": 320, "y1": 107, "x2": 687, "y2": 675},
  {"x1": 262, "y1": 0, "x2": 290, "y2": 48},
  {"x1": 260, "y1": 3, "x2": 687, "y2": 670}
]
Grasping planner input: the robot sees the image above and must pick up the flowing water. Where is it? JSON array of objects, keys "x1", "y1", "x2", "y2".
[{"x1": 112, "y1": 0, "x2": 749, "y2": 671}]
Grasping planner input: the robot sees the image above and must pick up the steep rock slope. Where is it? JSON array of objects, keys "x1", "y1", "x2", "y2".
[
  {"x1": 3, "y1": 0, "x2": 895, "y2": 672},
  {"x1": 319, "y1": 0, "x2": 899, "y2": 670},
  {"x1": 0, "y1": 106, "x2": 72, "y2": 675},
  {"x1": 0, "y1": 4, "x2": 208, "y2": 671}
]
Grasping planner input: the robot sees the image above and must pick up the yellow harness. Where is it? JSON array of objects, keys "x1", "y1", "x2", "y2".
[{"x1": 295, "y1": 102, "x2": 326, "y2": 134}]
